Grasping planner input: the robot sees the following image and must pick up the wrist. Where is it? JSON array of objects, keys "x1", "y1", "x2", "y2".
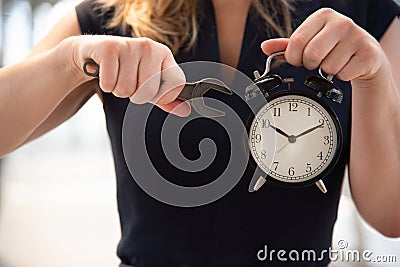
[
  {"x1": 351, "y1": 58, "x2": 398, "y2": 112},
  {"x1": 351, "y1": 54, "x2": 392, "y2": 91}
]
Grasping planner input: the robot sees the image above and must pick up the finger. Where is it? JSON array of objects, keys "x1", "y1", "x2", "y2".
[
  {"x1": 153, "y1": 65, "x2": 186, "y2": 105},
  {"x1": 286, "y1": 9, "x2": 330, "y2": 66},
  {"x1": 130, "y1": 55, "x2": 162, "y2": 104},
  {"x1": 98, "y1": 52, "x2": 119, "y2": 93},
  {"x1": 325, "y1": 32, "x2": 381, "y2": 81},
  {"x1": 160, "y1": 50, "x2": 185, "y2": 83},
  {"x1": 335, "y1": 54, "x2": 367, "y2": 82},
  {"x1": 319, "y1": 41, "x2": 356, "y2": 76},
  {"x1": 157, "y1": 99, "x2": 191, "y2": 117},
  {"x1": 155, "y1": 80, "x2": 185, "y2": 105},
  {"x1": 113, "y1": 52, "x2": 139, "y2": 98},
  {"x1": 261, "y1": 38, "x2": 289, "y2": 56},
  {"x1": 302, "y1": 24, "x2": 341, "y2": 70},
  {"x1": 336, "y1": 45, "x2": 382, "y2": 82}
]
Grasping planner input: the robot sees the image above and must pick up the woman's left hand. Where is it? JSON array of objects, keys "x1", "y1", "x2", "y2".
[
  {"x1": 261, "y1": 8, "x2": 389, "y2": 83},
  {"x1": 262, "y1": 7, "x2": 400, "y2": 237}
]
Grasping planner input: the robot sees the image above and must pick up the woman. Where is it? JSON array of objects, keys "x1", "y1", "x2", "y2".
[{"x1": 0, "y1": 0, "x2": 399, "y2": 266}]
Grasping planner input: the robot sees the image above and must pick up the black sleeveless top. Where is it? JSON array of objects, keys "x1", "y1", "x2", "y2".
[{"x1": 76, "y1": 1, "x2": 399, "y2": 266}]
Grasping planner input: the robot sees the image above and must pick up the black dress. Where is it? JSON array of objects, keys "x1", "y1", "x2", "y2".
[{"x1": 76, "y1": 0, "x2": 400, "y2": 266}]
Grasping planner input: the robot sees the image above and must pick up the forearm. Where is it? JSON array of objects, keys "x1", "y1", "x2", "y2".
[
  {"x1": 350, "y1": 62, "x2": 400, "y2": 237},
  {"x1": 0, "y1": 39, "x2": 86, "y2": 156}
]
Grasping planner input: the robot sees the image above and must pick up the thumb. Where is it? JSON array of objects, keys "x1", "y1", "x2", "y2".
[
  {"x1": 158, "y1": 100, "x2": 191, "y2": 117},
  {"x1": 261, "y1": 38, "x2": 290, "y2": 56}
]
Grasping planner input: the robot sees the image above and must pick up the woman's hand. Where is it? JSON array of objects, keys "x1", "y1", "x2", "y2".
[
  {"x1": 261, "y1": 8, "x2": 389, "y2": 84},
  {"x1": 61, "y1": 35, "x2": 190, "y2": 116},
  {"x1": 263, "y1": 8, "x2": 400, "y2": 237}
]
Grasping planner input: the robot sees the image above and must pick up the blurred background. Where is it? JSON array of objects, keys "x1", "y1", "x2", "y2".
[
  {"x1": 0, "y1": 1, "x2": 120, "y2": 266},
  {"x1": 0, "y1": 1, "x2": 399, "y2": 267}
]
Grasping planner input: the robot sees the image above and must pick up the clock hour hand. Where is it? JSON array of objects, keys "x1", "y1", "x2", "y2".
[
  {"x1": 270, "y1": 125, "x2": 290, "y2": 138},
  {"x1": 295, "y1": 122, "x2": 324, "y2": 139}
]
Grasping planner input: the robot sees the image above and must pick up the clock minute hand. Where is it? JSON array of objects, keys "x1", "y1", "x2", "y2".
[
  {"x1": 295, "y1": 122, "x2": 324, "y2": 139},
  {"x1": 269, "y1": 125, "x2": 290, "y2": 138}
]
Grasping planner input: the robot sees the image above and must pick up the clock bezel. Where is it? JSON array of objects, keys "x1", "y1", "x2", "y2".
[{"x1": 248, "y1": 90, "x2": 343, "y2": 188}]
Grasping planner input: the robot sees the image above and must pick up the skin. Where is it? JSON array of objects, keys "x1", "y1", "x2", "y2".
[
  {"x1": 261, "y1": 9, "x2": 400, "y2": 237},
  {"x1": 0, "y1": 13, "x2": 190, "y2": 155},
  {"x1": 213, "y1": 0, "x2": 251, "y2": 68},
  {"x1": 0, "y1": 0, "x2": 399, "y2": 236}
]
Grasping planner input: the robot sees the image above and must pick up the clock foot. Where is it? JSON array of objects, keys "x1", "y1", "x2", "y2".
[
  {"x1": 253, "y1": 176, "x2": 266, "y2": 191},
  {"x1": 315, "y1": 180, "x2": 327, "y2": 193}
]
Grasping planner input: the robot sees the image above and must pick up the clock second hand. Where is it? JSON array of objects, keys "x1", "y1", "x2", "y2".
[
  {"x1": 269, "y1": 125, "x2": 297, "y2": 154},
  {"x1": 276, "y1": 142, "x2": 290, "y2": 153}
]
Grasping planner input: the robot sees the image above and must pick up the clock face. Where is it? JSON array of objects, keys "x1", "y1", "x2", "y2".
[{"x1": 249, "y1": 93, "x2": 340, "y2": 184}]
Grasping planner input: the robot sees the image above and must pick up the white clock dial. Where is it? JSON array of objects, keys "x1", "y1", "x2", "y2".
[{"x1": 249, "y1": 94, "x2": 338, "y2": 183}]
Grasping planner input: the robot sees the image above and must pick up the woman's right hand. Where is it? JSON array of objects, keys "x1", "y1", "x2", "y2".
[{"x1": 64, "y1": 35, "x2": 191, "y2": 117}]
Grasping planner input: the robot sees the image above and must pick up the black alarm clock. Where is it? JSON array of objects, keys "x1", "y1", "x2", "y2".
[{"x1": 245, "y1": 51, "x2": 343, "y2": 194}]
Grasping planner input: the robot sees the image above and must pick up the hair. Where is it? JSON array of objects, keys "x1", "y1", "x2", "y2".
[{"x1": 97, "y1": 0, "x2": 295, "y2": 55}]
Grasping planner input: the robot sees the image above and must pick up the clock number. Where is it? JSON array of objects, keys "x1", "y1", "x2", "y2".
[
  {"x1": 273, "y1": 107, "x2": 281, "y2": 117},
  {"x1": 272, "y1": 161, "x2": 279, "y2": 171},
  {"x1": 307, "y1": 107, "x2": 311, "y2": 116},
  {"x1": 289, "y1": 102, "x2": 298, "y2": 112},
  {"x1": 288, "y1": 167, "x2": 295, "y2": 177},
  {"x1": 262, "y1": 119, "x2": 270, "y2": 128},
  {"x1": 261, "y1": 150, "x2": 267, "y2": 159},
  {"x1": 306, "y1": 163, "x2": 312, "y2": 173},
  {"x1": 255, "y1": 134, "x2": 262, "y2": 143},
  {"x1": 323, "y1": 136, "x2": 330, "y2": 145},
  {"x1": 317, "y1": 151, "x2": 323, "y2": 160}
]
